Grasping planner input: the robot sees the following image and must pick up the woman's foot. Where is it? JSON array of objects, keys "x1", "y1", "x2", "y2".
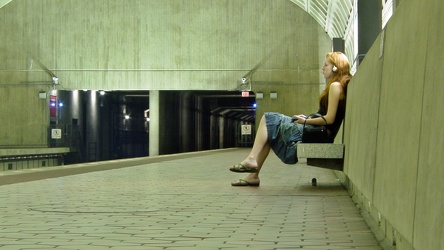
[
  {"x1": 231, "y1": 174, "x2": 260, "y2": 186},
  {"x1": 231, "y1": 178, "x2": 260, "y2": 187},
  {"x1": 229, "y1": 163, "x2": 258, "y2": 173},
  {"x1": 229, "y1": 158, "x2": 259, "y2": 173}
]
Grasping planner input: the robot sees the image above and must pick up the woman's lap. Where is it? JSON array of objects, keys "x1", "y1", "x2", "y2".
[{"x1": 264, "y1": 112, "x2": 303, "y2": 164}]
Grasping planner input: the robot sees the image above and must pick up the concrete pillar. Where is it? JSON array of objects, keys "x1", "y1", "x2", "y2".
[
  {"x1": 219, "y1": 117, "x2": 225, "y2": 149},
  {"x1": 357, "y1": 0, "x2": 382, "y2": 64},
  {"x1": 333, "y1": 38, "x2": 345, "y2": 53},
  {"x1": 196, "y1": 96, "x2": 203, "y2": 151},
  {"x1": 149, "y1": 90, "x2": 159, "y2": 156},
  {"x1": 179, "y1": 92, "x2": 193, "y2": 152},
  {"x1": 85, "y1": 91, "x2": 100, "y2": 161}
]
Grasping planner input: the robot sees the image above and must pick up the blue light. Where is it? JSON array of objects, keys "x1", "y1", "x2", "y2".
[
  {"x1": 58, "y1": 102, "x2": 64, "y2": 107},
  {"x1": 253, "y1": 103, "x2": 257, "y2": 108},
  {"x1": 50, "y1": 102, "x2": 56, "y2": 107}
]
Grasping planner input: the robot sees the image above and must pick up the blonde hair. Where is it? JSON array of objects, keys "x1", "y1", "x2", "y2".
[{"x1": 319, "y1": 52, "x2": 352, "y2": 110}]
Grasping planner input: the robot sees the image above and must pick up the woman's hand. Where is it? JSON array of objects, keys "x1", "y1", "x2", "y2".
[{"x1": 292, "y1": 114, "x2": 307, "y2": 124}]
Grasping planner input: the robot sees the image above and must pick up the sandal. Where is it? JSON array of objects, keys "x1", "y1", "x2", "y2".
[
  {"x1": 229, "y1": 164, "x2": 258, "y2": 173},
  {"x1": 231, "y1": 179, "x2": 260, "y2": 187}
]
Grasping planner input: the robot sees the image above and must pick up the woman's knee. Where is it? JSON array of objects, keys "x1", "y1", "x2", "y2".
[{"x1": 261, "y1": 114, "x2": 267, "y2": 122}]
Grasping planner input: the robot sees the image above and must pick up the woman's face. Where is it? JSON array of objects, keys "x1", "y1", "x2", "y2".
[{"x1": 322, "y1": 59, "x2": 334, "y2": 79}]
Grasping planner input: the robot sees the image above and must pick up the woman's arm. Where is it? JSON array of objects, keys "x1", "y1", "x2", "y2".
[
  {"x1": 295, "y1": 82, "x2": 343, "y2": 125},
  {"x1": 322, "y1": 81, "x2": 342, "y2": 124}
]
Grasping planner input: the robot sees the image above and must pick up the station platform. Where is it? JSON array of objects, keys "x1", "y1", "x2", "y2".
[{"x1": 0, "y1": 148, "x2": 381, "y2": 249}]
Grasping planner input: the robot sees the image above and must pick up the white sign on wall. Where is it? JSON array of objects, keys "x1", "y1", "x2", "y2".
[
  {"x1": 241, "y1": 125, "x2": 251, "y2": 135},
  {"x1": 51, "y1": 129, "x2": 62, "y2": 139}
]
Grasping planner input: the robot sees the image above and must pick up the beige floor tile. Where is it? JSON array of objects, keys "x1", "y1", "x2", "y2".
[{"x1": 0, "y1": 148, "x2": 381, "y2": 249}]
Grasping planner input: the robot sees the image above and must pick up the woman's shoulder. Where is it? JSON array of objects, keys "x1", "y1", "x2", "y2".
[
  {"x1": 330, "y1": 81, "x2": 342, "y2": 87},
  {"x1": 328, "y1": 81, "x2": 345, "y2": 99},
  {"x1": 329, "y1": 81, "x2": 344, "y2": 92}
]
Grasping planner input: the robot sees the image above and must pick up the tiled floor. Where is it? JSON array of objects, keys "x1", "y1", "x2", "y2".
[{"x1": 0, "y1": 148, "x2": 381, "y2": 249}]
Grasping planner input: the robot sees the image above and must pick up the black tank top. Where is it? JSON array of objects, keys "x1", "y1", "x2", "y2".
[{"x1": 317, "y1": 98, "x2": 346, "y2": 142}]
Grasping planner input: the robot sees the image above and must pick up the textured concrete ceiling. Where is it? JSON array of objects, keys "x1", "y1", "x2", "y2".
[{"x1": 290, "y1": 0, "x2": 353, "y2": 38}]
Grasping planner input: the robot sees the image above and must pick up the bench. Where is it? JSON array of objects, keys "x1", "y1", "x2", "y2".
[
  {"x1": 296, "y1": 119, "x2": 346, "y2": 172},
  {"x1": 297, "y1": 143, "x2": 344, "y2": 171}
]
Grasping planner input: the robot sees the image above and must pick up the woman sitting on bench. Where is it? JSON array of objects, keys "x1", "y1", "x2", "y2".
[{"x1": 229, "y1": 51, "x2": 352, "y2": 186}]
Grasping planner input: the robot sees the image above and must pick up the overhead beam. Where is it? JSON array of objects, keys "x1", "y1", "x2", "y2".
[
  {"x1": 289, "y1": 0, "x2": 353, "y2": 39},
  {"x1": 0, "y1": 0, "x2": 13, "y2": 8}
]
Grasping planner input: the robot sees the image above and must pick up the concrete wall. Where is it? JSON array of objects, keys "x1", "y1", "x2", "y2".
[
  {"x1": 0, "y1": 0, "x2": 327, "y2": 91},
  {"x1": 340, "y1": 0, "x2": 444, "y2": 249},
  {"x1": 0, "y1": 0, "x2": 330, "y2": 147}
]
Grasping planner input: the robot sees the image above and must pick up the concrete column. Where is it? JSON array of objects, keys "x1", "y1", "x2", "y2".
[
  {"x1": 149, "y1": 90, "x2": 159, "y2": 156},
  {"x1": 209, "y1": 114, "x2": 216, "y2": 149},
  {"x1": 179, "y1": 92, "x2": 193, "y2": 152},
  {"x1": 85, "y1": 91, "x2": 100, "y2": 161},
  {"x1": 357, "y1": 0, "x2": 382, "y2": 64},
  {"x1": 196, "y1": 96, "x2": 203, "y2": 151},
  {"x1": 219, "y1": 117, "x2": 224, "y2": 149}
]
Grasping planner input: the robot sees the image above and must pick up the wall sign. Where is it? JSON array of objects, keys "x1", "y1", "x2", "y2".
[
  {"x1": 51, "y1": 129, "x2": 62, "y2": 139},
  {"x1": 241, "y1": 125, "x2": 251, "y2": 135}
]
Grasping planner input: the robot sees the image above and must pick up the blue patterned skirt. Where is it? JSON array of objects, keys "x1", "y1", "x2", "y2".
[{"x1": 265, "y1": 112, "x2": 303, "y2": 164}]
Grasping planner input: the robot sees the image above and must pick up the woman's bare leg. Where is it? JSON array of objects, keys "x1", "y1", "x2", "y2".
[
  {"x1": 231, "y1": 115, "x2": 270, "y2": 183},
  {"x1": 241, "y1": 115, "x2": 269, "y2": 169}
]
